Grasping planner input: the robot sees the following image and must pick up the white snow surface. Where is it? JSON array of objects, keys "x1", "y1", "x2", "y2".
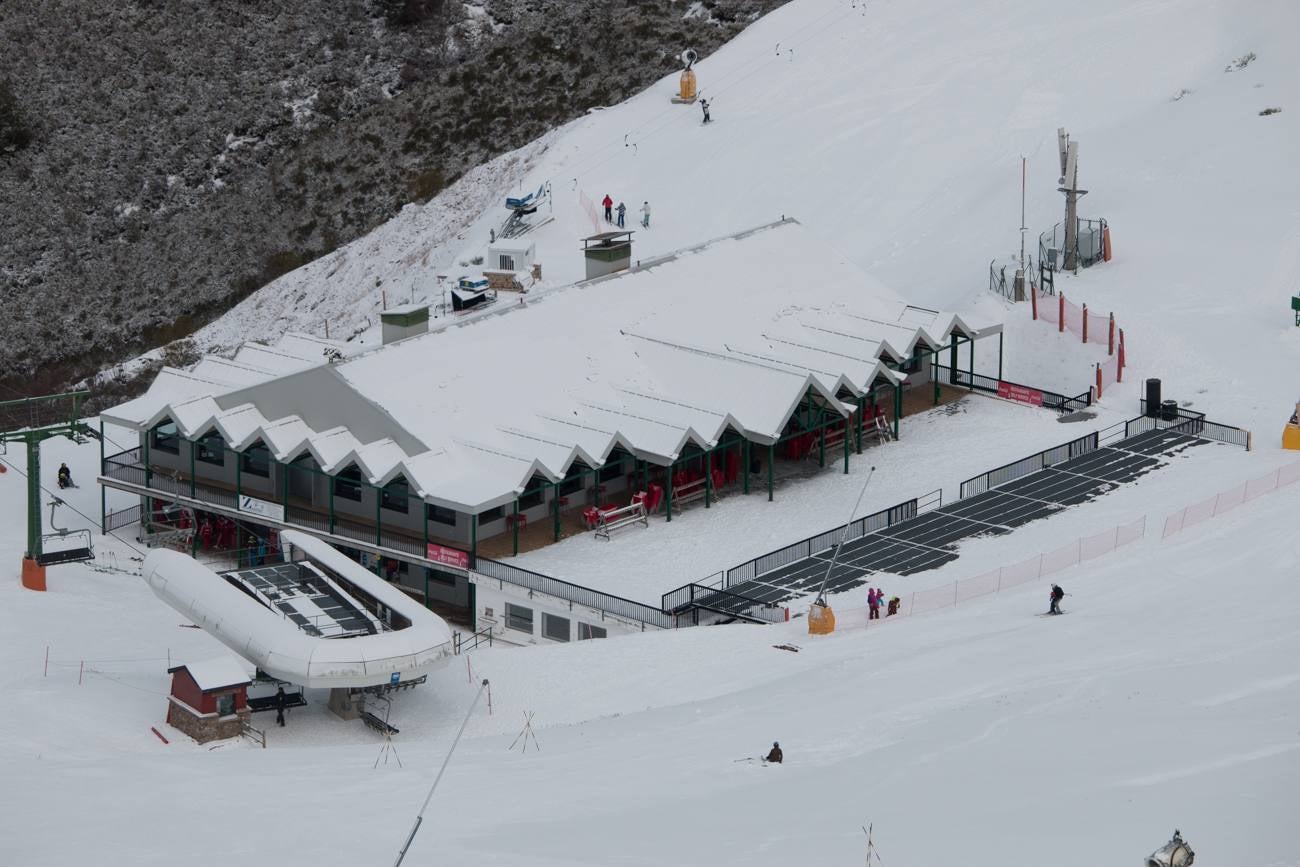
[
  {"x1": 171, "y1": 656, "x2": 251, "y2": 692},
  {"x1": 6, "y1": 0, "x2": 1300, "y2": 863}
]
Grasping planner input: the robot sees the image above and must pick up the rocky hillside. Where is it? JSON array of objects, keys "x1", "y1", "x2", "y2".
[{"x1": 0, "y1": 0, "x2": 786, "y2": 396}]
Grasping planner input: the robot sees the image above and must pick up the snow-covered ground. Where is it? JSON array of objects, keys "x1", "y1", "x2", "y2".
[{"x1": 7, "y1": 0, "x2": 1300, "y2": 862}]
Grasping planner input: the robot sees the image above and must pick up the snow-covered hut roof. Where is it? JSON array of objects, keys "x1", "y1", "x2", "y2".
[
  {"x1": 104, "y1": 220, "x2": 1000, "y2": 512},
  {"x1": 168, "y1": 656, "x2": 251, "y2": 692}
]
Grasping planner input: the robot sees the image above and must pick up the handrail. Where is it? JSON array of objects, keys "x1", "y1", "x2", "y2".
[{"x1": 475, "y1": 557, "x2": 675, "y2": 630}]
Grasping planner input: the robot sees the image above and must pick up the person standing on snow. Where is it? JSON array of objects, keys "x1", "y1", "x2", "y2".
[
  {"x1": 275, "y1": 686, "x2": 287, "y2": 727},
  {"x1": 1049, "y1": 584, "x2": 1065, "y2": 615},
  {"x1": 57, "y1": 462, "x2": 73, "y2": 488},
  {"x1": 765, "y1": 741, "x2": 783, "y2": 764},
  {"x1": 867, "y1": 588, "x2": 880, "y2": 620},
  {"x1": 700, "y1": 98, "x2": 711, "y2": 124},
  {"x1": 602, "y1": 194, "x2": 613, "y2": 223},
  {"x1": 616, "y1": 201, "x2": 626, "y2": 228},
  {"x1": 640, "y1": 201, "x2": 651, "y2": 228},
  {"x1": 887, "y1": 596, "x2": 901, "y2": 617}
]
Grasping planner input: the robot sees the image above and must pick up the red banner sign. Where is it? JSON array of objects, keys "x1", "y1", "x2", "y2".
[
  {"x1": 997, "y1": 380, "x2": 1044, "y2": 407},
  {"x1": 426, "y1": 542, "x2": 470, "y2": 569}
]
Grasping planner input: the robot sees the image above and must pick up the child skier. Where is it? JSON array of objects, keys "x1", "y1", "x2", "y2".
[
  {"x1": 765, "y1": 741, "x2": 783, "y2": 764},
  {"x1": 616, "y1": 201, "x2": 626, "y2": 228},
  {"x1": 867, "y1": 588, "x2": 881, "y2": 620},
  {"x1": 700, "y1": 98, "x2": 711, "y2": 124},
  {"x1": 57, "y1": 462, "x2": 73, "y2": 489},
  {"x1": 1049, "y1": 584, "x2": 1065, "y2": 615},
  {"x1": 887, "y1": 596, "x2": 901, "y2": 616}
]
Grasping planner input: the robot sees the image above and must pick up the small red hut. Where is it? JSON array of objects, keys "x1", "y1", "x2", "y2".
[{"x1": 166, "y1": 657, "x2": 252, "y2": 743}]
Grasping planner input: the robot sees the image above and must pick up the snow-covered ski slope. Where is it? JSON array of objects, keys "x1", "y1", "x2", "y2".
[
  {"x1": 194, "y1": 0, "x2": 1299, "y2": 435},
  {"x1": 1, "y1": 435, "x2": 1298, "y2": 864},
  {"x1": 7, "y1": 0, "x2": 1300, "y2": 863}
]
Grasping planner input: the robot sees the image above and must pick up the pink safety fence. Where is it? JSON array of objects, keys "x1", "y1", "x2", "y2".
[
  {"x1": 1162, "y1": 461, "x2": 1300, "y2": 539},
  {"x1": 1031, "y1": 283, "x2": 1126, "y2": 399},
  {"x1": 577, "y1": 189, "x2": 602, "y2": 234}
]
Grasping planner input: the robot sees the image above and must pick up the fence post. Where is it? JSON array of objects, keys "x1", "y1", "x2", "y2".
[
  {"x1": 1117, "y1": 329, "x2": 1125, "y2": 381},
  {"x1": 1108, "y1": 314, "x2": 1115, "y2": 355},
  {"x1": 1059, "y1": 294, "x2": 1065, "y2": 333},
  {"x1": 1095, "y1": 364, "x2": 1103, "y2": 399},
  {"x1": 1082, "y1": 303, "x2": 1088, "y2": 343},
  {"x1": 1030, "y1": 280, "x2": 1038, "y2": 320}
]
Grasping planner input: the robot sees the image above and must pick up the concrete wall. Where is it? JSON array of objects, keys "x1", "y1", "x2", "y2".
[{"x1": 472, "y1": 577, "x2": 654, "y2": 645}]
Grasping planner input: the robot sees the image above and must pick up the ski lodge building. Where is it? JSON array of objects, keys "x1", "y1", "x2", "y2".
[{"x1": 99, "y1": 219, "x2": 1001, "y2": 642}]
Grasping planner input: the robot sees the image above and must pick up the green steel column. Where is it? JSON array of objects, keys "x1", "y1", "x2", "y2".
[
  {"x1": 281, "y1": 462, "x2": 289, "y2": 516},
  {"x1": 98, "y1": 419, "x2": 105, "y2": 532},
  {"x1": 375, "y1": 482, "x2": 382, "y2": 546},
  {"x1": 25, "y1": 433, "x2": 42, "y2": 560},
  {"x1": 552, "y1": 482, "x2": 560, "y2": 542},
  {"x1": 767, "y1": 443, "x2": 774, "y2": 502},
  {"x1": 328, "y1": 474, "x2": 335, "y2": 533},
  {"x1": 189, "y1": 441, "x2": 196, "y2": 497},
  {"x1": 743, "y1": 439, "x2": 751, "y2": 494},
  {"x1": 949, "y1": 335, "x2": 959, "y2": 380},
  {"x1": 423, "y1": 503, "x2": 430, "y2": 557},
  {"x1": 998, "y1": 331, "x2": 1004, "y2": 381},
  {"x1": 843, "y1": 421, "x2": 850, "y2": 474},
  {"x1": 143, "y1": 433, "x2": 151, "y2": 489},
  {"x1": 512, "y1": 498, "x2": 519, "y2": 556},
  {"x1": 665, "y1": 461, "x2": 674, "y2": 522},
  {"x1": 704, "y1": 448, "x2": 712, "y2": 508},
  {"x1": 235, "y1": 450, "x2": 242, "y2": 507},
  {"x1": 932, "y1": 350, "x2": 940, "y2": 405},
  {"x1": 470, "y1": 513, "x2": 478, "y2": 568},
  {"x1": 968, "y1": 333, "x2": 975, "y2": 382},
  {"x1": 818, "y1": 422, "x2": 826, "y2": 468},
  {"x1": 423, "y1": 570, "x2": 429, "y2": 607},
  {"x1": 641, "y1": 460, "x2": 648, "y2": 495},
  {"x1": 893, "y1": 384, "x2": 902, "y2": 440},
  {"x1": 856, "y1": 396, "x2": 864, "y2": 453}
]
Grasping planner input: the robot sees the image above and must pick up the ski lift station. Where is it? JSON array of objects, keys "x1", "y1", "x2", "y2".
[{"x1": 98, "y1": 219, "x2": 1002, "y2": 647}]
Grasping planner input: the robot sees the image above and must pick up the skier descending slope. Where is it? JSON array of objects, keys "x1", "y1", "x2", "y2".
[
  {"x1": 700, "y1": 98, "x2": 712, "y2": 124},
  {"x1": 1048, "y1": 584, "x2": 1066, "y2": 615}
]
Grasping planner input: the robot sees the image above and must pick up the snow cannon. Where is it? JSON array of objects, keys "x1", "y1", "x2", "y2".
[
  {"x1": 672, "y1": 49, "x2": 698, "y2": 104},
  {"x1": 807, "y1": 600, "x2": 835, "y2": 635},
  {"x1": 1283, "y1": 399, "x2": 1300, "y2": 450},
  {"x1": 1145, "y1": 829, "x2": 1194, "y2": 867}
]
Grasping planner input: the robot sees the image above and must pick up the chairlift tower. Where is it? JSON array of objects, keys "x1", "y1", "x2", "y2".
[
  {"x1": 0, "y1": 391, "x2": 98, "y2": 590},
  {"x1": 1057, "y1": 127, "x2": 1087, "y2": 272}
]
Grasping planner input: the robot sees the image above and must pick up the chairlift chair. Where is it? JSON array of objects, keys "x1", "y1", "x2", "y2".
[{"x1": 37, "y1": 497, "x2": 94, "y2": 566}]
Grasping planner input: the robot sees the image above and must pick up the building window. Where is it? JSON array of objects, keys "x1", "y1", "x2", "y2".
[
  {"x1": 426, "y1": 503, "x2": 456, "y2": 526},
  {"x1": 150, "y1": 421, "x2": 180, "y2": 455},
  {"x1": 518, "y1": 481, "x2": 546, "y2": 511},
  {"x1": 240, "y1": 443, "x2": 271, "y2": 478},
  {"x1": 498, "y1": 253, "x2": 515, "y2": 271},
  {"x1": 215, "y1": 693, "x2": 235, "y2": 716},
  {"x1": 479, "y1": 505, "x2": 504, "y2": 524},
  {"x1": 559, "y1": 464, "x2": 586, "y2": 496},
  {"x1": 505, "y1": 603, "x2": 533, "y2": 634},
  {"x1": 195, "y1": 430, "x2": 226, "y2": 466},
  {"x1": 334, "y1": 466, "x2": 363, "y2": 501},
  {"x1": 578, "y1": 623, "x2": 607, "y2": 640},
  {"x1": 598, "y1": 462, "x2": 624, "y2": 483},
  {"x1": 543, "y1": 613, "x2": 570, "y2": 642},
  {"x1": 381, "y1": 477, "x2": 409, "y2": 513}
]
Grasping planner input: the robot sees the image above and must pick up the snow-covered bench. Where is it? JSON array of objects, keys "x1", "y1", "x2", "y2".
[
  {"x1": 672, "y1": 476, "x2": 707, "y2": 508},
  {"x1": 594, "y1": 502, "x2": 648, "y2": 541}
]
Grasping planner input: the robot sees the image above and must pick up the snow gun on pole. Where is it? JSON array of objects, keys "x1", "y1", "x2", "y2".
[
  {"x1": 393, "y1": 679, "x2": 490, "y2": 867},
  {"x1": 808, "y1": 466, "x2": 875, "y2": 635}
]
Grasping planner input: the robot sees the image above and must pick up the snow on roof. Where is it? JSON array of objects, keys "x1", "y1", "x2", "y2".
[
  {"x1": 169, "y1": 656, "x2": 251, "y2": 692},
  {"x1": 107, "y1": 220, "x2": 1000, "y2": 512}
]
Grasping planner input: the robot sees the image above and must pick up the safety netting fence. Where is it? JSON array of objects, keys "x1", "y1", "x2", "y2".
[
  {"x1": 1030, "y1": 283, "x2": 1126, "y2": 399},
  {"x1": 1162, "y1": 461, "x2": 1300, "y2": 539},
  {"x1": 577, "y1": 189, "x2": 603, "y2": 235}
]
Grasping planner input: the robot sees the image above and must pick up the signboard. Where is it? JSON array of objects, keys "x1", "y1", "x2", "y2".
[
  {"x1": 390, "y1": 672, "x2": 400, "y2": 686},
  {"x1": 426, "y1": 542, "x2": 470, "y2": 570},
  {"x1": 238, "y1": 494, "x2": 285, "y2": 522},
  {"x1": 997, "y1": 380, "x2": 1044, "y2": 407}
]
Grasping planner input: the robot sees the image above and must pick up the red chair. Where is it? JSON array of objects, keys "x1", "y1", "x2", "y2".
[{"x1": 711, "y1": 467, "x2": 724, "y2": 492}]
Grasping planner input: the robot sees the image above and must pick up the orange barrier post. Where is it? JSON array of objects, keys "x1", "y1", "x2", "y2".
[
  {"x1": 1102, "y1": 226, "x2": 1112, "y2": 262},
  {"x1": 1030, "y1": 282, "x2": 1038, "y2": 319},
  {"x1": 1059, "y1": 294, "x2": 1065, "y2": 333},
  {"x1": 1108, "y1": 314, "x2": 1115, "y2": 355},
  {"x1": 1082, "y1": 304, "x2": 1089, "y2": 343},
  {"x1": 1095, "y1": 364, "x2": 1103, "y2": 399},
  {"x1": 21, "y1": 558, "x2": 46, "y2": 592}
]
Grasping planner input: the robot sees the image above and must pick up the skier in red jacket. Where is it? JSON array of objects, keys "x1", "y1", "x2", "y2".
[{"x1": 602, "y1": 194, "x2": 613, "y2": 222}]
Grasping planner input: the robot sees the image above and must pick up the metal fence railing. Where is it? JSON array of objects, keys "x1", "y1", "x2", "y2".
[
  {"x1": 959, "y1": 431, "x2": 1100, "y2": 499},
  {"x1": 935, "y1": 365, "x2": 1092, "y2": 414},
  {"x1": 1130, "y1": 403, "x2": 1250, "y2": 449},
  {"x1": 1039, "y1": 217, "x2": 1108, "y2": 272},
  {"x1": 661, "y1": 583, "x2": 786, "y2": 624},
  {"x1": 474, "y1": 557, "x2": 675, "y2": 630},
  {"x1": 102, "y1": 503, "x2": 143, "y2": 534},
  {"x1": 719, "y1": 495, "x2": 922, "y2": 590}
]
